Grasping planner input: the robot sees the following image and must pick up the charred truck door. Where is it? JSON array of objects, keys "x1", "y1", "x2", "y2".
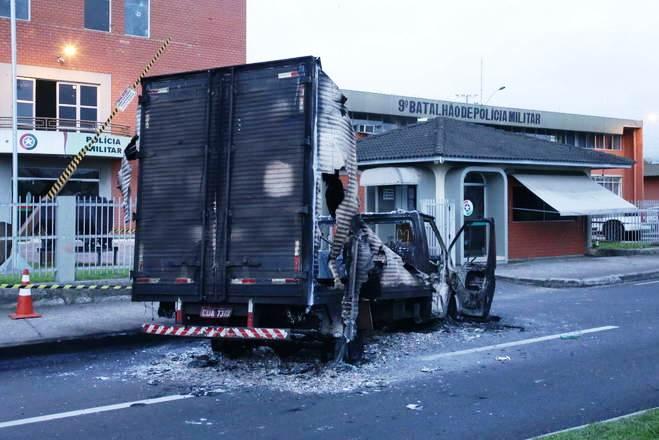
[{"x1": 132, "y1": 59, "x2": 317, "y2": 306}]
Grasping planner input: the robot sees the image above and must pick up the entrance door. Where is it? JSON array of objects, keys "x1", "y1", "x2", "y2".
[{"x1": 463, "y1": 173, "x2": 486, "y2": 257}]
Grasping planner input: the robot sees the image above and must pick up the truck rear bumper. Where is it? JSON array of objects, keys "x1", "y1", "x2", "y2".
[{"x1": 142, "y1": 323, "x2": 290, "y2": 340}]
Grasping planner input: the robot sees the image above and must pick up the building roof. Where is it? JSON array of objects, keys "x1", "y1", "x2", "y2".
[
  {"x1": 356, "y1": 117, "x2": 634, "y2": 169},
  {"x1": 645, "y1": 162, "x2": 659, "y2": 177}
]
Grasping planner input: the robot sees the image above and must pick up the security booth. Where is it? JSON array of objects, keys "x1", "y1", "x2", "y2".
[{"x1": 357, "y1": 117, "x2": 635, "y2": 263}]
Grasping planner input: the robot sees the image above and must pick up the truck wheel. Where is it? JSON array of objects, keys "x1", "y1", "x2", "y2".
[
  {"x1": 272, "y1": 343, "x2": 302, "y2": 358},
  {"x1": 603, "y1": 220, "x2": 624, "y2": 241},
  {"x1": 326, "y1": 335, "x2": 364, "y2": 364},
  {"x1": 210, "y1": 339, "x2": 249, "y2": 358}
]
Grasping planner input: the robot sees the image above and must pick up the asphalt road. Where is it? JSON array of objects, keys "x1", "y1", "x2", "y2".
[{"x1": 0, "y1": 280, "x2": 657, "y2": 439}]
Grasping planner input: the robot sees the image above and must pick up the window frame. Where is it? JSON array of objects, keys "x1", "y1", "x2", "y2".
[
  {"x1": 56, "y1": 82, "x2": 100, "y2": 132},
  {"x1": 592, "y1": 175, "x2": 623, "y2": 197},
  {"x1": 124, "y1": 0, "x2": 150, "y2": 37},
  {"x1": 16, "y1": 77, "x2": 35, "y2": 127},
  {"x1": 0, "y1": 0, "x2": 30, "y2": 20},
  {"x1": 84, "y1": 0, "x2": 111, "y2": 32}
]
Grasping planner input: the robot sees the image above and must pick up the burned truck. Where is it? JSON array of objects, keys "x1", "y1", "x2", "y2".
[{"x1": 130, "y1": 57, "x2": 496, "y2": 361}]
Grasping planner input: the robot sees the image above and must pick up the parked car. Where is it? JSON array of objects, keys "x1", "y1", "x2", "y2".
[{"x1": 592, "y1": 211, "x2": 653, "y2": 241}]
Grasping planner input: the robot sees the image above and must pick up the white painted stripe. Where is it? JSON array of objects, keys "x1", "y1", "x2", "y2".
[
  {"x1": 635, "y1": 280, "x2": 659, "y2": 286},
  {"x1": 0, "y1": 394, "x2": 193, "y2": 429},
  {"x1": 420, "y1": 326, "x2": 619, "y2": 361},
  {"x1": 18, "y1": 288, "x2": 31, "y2": 297},
  {"x1": 529, "y1": 406, "x2": 659, "y2": 439}
]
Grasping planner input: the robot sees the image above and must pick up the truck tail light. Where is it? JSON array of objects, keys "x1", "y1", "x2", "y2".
[
  {"x1": 271, "y1": 278, "x2": 300, "y2": 284},
  {"x1": 175, "y1": 277, "x2": 194, "y2": 284},
  {"x1": 231, "y1": 278, "x2": 257, "y2": 285},
  {"x1": 293, "y1": 240, "x2": 301, "y2": 272},
  {"x1": 135, "y1": 277, "x2": 160, "y2": 284}
]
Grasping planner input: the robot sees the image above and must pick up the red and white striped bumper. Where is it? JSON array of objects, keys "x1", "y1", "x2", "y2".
[{"x1": 142, "y1": 323, "x2": 289, "y2": 340}]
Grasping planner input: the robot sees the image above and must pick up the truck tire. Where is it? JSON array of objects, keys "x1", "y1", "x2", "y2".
[
  {"x1": 210, "y1": 339, "x2": 249, "y2": 358},
  {"x1": 603, "y1": 220, "x2": 624, "y2": 241},
  {"x1": 326, "y1": 335, "x2": 364, "y2": 364}
]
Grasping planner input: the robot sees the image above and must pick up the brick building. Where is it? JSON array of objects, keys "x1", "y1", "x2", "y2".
[{"x1": 0, "y1": 0, "x2": 245, "y2": 207}]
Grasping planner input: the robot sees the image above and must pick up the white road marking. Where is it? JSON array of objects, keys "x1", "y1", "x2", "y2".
[
  {"x1": 0, "y1": 393, "x2": 194, "y2": 429},
  {"x1": 420, "y1": 325, "x2": 619, "y2": 361},
  {"x1": 634, "y1": 280, "x2": 659, "y2": 286}
]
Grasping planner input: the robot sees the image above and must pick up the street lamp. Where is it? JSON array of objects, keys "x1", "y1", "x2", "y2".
[{"x1": 484, "y1": 86, "x2": 506, "y2": 105}]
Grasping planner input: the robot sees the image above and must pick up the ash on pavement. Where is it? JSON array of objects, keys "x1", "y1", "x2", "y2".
[{"x1": 122, "y1": 317, "x2": 528, "y2": 396}]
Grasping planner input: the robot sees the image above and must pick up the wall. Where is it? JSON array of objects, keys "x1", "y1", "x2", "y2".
[
  {"x1": 0, "y1": 0, "x2": 246, "y2": 200},
  {"x1": 508, "y1": 179, "x2": 586, "y2": 259},
  {"x1": 591, "y1": 126, "x2": 644, "y2": 202},
  {"x1": 644, "y1": 177, "x2": 659, "y2": 200}
]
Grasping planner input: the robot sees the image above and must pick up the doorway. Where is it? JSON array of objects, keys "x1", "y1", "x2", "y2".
[{"x1": 463, "y1": 172, "x2": 486, "y2": 257}]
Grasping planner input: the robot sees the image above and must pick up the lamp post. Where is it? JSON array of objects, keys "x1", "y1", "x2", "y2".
[
  {"x1": 484, "y1": 86, "x2": 506, "y2": 105},
  {"x1": 10, "y1": 0, "x2": 18, "y2": 271}
]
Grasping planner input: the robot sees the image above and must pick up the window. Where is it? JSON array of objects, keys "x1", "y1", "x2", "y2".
[
  {"x1": 18, "y1": 168, "x2": 100, "y2": 198},
  {"x1": 592, "y1": 175, "x2": 622, "y2": 197},
  {"x1": 0, "y1": 0, "x2": 29, "y2": 20},
  {"x1": 512, "y1": 183, "x2": 573, "y2": 222},
  {"x1": 57, "y1": 83, "x2": 99, "y2": 131},
  {"x1": 125, "y1": 0, "x2": 149, "y2": 36},
  {"x1": 16, "y1": 78, "x2": 35, "y2": 128},
  {"x1": 407, "y1": 185, "x2": 417, "y2": 210},
  {"x1": 85, "y1": 0, "x2": 110, "y2": 31}
]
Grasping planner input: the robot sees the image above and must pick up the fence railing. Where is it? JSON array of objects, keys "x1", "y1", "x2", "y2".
[
  {"x1": 591, "y1": 206, "x2": 659, "y2": 245},
  {"x1": 421, "y1": 199, "x2": 456, "y2": 259},
  {"x1": 0, "y1": 116, "x2": 131, "y2": 136},
  {"x1": 0, "y1": 196, "x2": 134, "y2": 281}
]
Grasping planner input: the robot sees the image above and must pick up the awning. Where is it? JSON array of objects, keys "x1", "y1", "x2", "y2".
[
  {"x1": 513, "y1": 174, "x2": 637, "y2": 216},
  {"x1": 360, "y1": 167, "x2": 422, "y2": 186}
]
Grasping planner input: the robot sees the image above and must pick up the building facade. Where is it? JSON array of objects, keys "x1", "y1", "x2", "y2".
[
  {"x1": 0, "y1": 0, "x2": 245, "y2": 210},
  {"x1": 344, "y1": 90, "x2": 645, "y2": 203},
  {"x1": 644, "y1": 162, "x2": 659, "y2": 201},
  {"x1": 356, "y1": 115, "x2": 636, "y2": 262}
]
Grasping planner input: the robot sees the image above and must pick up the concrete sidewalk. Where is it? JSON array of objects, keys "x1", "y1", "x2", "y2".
[
  {"x1": 0, "y1": 298, "x2": 161, "y2": 350},
  {"x1": 497, "y1": 255, "x2": 659, "y2": 288}
]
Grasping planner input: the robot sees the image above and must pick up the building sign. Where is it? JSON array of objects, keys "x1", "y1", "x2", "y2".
[
  {"x1": 398, "y1": 99, "x2": 542, "y2": 126},
  {"x1": 0, "y1": 129, "x2": 129, "y2": 158}
]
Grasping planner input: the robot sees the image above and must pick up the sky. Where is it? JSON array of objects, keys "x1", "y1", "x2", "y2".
[{"x1": 247, "y1": 0, "x2": 659, "y2": 159}]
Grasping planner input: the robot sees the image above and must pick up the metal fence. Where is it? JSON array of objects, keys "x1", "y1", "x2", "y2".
[
  {"x1": 591, "y1": 202, "x2": 659, "y2": 245},
  {"x1": 0, "y1": 196, "x2": 134, "y2": 281},
  {"x1": 421, "y1": 199, "x2": 456, "y2": 258}
]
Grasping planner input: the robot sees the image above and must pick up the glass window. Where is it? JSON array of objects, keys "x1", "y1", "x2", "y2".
[
  {"x1": 16, "y1": 78, "x2": 34, "y2": 127},
  {"x1": 125, "y1": 0, "x2": 149, "y2": 37},
  {"x1": 57, "y1": 82, "x2": 99, "y2": 131},
  {"x1": 407, "y1": 185, "x2": 417, "y2": 210},
  {"x1": 512, "y1": 183, "x2": 574, "y2": 222},
  {"x1": 80, "y1": 85, "x2": 97, "y2": 106},
  {"x1": 58, "y1": 84, "x2": 77, "y2": 105},
  {"x1": 85, "y1": 0, "x2": 110, "y2": 31},
  {"x1": 0, "y1": 0, "x2": 29, "y2": 19},
  {"x1": 611, "y1": 135, "x2": 622, "y2": 150},
  {"x1": 592, "y1": 175, "x2": 622, "y2": 197},
  {"x1": 18, "y1": 167, "x2": 100, "y2": 198}
]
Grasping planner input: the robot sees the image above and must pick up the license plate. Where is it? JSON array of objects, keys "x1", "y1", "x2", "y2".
[{"x1": 200, "y1": 306, "x2": 232, "y2": 319}]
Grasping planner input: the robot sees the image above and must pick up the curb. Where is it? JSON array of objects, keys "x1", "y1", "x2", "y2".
[
  {"x1": 587, "y1": 247, "x2": 659, "y2": 257},
  {"x1": 0, "y1": 282, "x2": 130, "y2": 306},
  {"x1": 0, "y1": 328, "x2": 161, "y2": 359},
  {"x1": 497, "y1": 269, "x2": 659, "y2": 288}
]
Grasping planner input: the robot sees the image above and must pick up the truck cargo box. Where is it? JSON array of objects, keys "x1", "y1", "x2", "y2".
[{"x1": 132, "y1": 57, "x2": 358, "y2": 307}]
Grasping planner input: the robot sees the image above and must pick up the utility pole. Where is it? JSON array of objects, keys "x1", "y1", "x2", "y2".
[
  {"x1": 10, "y1": 0, "x2": 18, "y2": 271},
  {"x1": 480, "y1": 57, "x2": 483, "y2": 105}
]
